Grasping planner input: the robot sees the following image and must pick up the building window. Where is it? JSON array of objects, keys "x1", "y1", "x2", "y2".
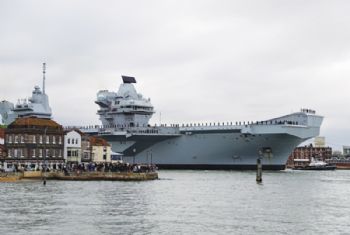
[
  {"x1": 59, "y1": 136, "x2": 62, "y2": 144},
  {"x1": 68, "y1": 138, "x2": 70, "y2": 144},
  {"x1": 46, "y1": 136, "x2": 49, "y2": 144},
  {"x1": 53, "y1": 136, "x2": 56, "y2": 144},
  {"x1": 32, "y1": 135, "x2": 36, "y2": 144},
  {"x1": 32, "y1": 149, "x2": 36, "y2": 158},
  {"x1": 72, "y1": 139, "x2": 75, "y2": 144},
  {"x1": 21, "y1": 135, "x2": 24, "y2": 143},
  {"x1": 40, "y1": 135, "x2": 43, "y2": 144},
  {"x1": 39, "y1": 149, "x2": 42, "y2": 158},
  {"x1": 14, "y1": 135, "x2": 19, "y2": 143},
  {"x1": 84, "y1": 152, "x2": 89, "y2": 160},
  {"x1": 8, "y1": 149, "x2": 12, "y2": 158},
  {"x1": 8, "y1": 135, "x2": 12, "y2": 143},
  {"x1": 14, "y1": 149, "x2": 19, "y2": 158}
]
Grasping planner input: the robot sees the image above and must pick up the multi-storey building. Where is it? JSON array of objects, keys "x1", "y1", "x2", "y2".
[
  {"x1": 343, "y1": 146, "x2": 350, "y2": 156},
  {"x1": 64, "y1": 129, "x2": 82, "y2": 163},
  {"x1": 4, "y1": 117, "x2": 64, "y2": 170},
  {"x1": 90, "y1": 136, "x2": 111, "y2": 163},
  {"x1": 81, "y1": 134, "x2": 92, "y2": 162},
  {"x1": 286, "y1": 144, "x2": 332, "y2": 168}
]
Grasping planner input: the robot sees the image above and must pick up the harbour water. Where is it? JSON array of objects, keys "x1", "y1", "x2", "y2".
[{"x1": 1, "y1": 170, "x2": 350, "y2": 234}]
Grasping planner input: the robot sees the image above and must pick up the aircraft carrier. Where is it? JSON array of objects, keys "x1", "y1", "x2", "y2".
[{"x1": 90, "y1": 76, "x2": 323, "y2": 170}]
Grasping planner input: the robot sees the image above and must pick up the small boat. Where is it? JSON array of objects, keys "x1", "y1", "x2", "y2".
[{"x1": 302, "y1": 158, "x2": 336, "y2": 170}]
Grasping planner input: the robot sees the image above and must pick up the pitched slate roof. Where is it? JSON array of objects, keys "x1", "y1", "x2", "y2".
[{"x1": 8, "y1": 117, "x2": 62, "y2": 129}]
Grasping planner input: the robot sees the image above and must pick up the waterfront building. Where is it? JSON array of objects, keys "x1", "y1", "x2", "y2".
[
  {"x1": 81, "y1": 134, "x2": 92, "y2": 162},
  {"x1": 4, "y1": 117, "x2": 64, "y2": 170},
  {"x1": 64, "y1": 129, "x2": 82, "y2": 163},
  {"x1": 325, "y1": 146, "x2": 350, "y2": 169},
  {"x1": 343, "y1": 146, "x2": 350, "y2": 156},
  {"x1": 286, "y1": 144, "x2": 332, "y2": 168},
  {"x1": 90, "y1": 136, "x2": 111, "y2": 163}
]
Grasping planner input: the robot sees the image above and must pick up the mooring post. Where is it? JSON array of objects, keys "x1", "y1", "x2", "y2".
[{"x1": 256, "y1": 158, "x2": 262, "y2": 183}]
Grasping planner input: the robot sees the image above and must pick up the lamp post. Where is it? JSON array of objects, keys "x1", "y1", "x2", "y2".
[
  {"x1": 133, "y1": 148, "x2": 136, "y2": 165},
  {"x1": 256, "y1": 150, "x2": 263, "y2": 183}
]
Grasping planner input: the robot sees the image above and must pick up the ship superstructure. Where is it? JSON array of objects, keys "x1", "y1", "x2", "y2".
[
  {"x1": 96, "y1": 76, "x2": 154, "y2": 127},
  {"x1": 90, "y1": 76, "x2": 324, "y2": 170},
  {"x1": 0, "y1": 63, "x2": 52, "y2": 125}
]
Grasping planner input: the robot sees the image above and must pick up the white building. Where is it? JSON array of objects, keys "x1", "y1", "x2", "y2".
[{"x1": 64, "y1": 130, "x2": 82, "y2": 163}]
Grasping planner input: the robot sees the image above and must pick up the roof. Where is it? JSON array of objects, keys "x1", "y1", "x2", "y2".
[
  {"x1": 64, "y1": 128, "x2": 84, "y2": 135},
  {"x1": 111, "y1": 151, "x2": 123, "y2": 156},
  {"x1": 89, "y1": 136, "x2": 110, "y2": 147},
  {"x1": 8, "y1": 117, "x2": 62, "y2": 129}
]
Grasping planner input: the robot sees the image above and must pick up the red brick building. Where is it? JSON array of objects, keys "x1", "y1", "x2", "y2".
[
  {"x1": 286, "y1": 144, "x2": 332, "y2": 168},
  {"x1": 4, "y1": 117, "x2": 64, "y2": 170}
]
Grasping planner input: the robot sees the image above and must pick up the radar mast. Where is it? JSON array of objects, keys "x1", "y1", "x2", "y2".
[{"x1": 42, "y1": 62, "x2": 46, "y2": 94}]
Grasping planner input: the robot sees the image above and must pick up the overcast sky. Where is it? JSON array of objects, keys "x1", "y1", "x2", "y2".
[{"x1": 0, "y1": 0, "x2": 349, "y2": 150}]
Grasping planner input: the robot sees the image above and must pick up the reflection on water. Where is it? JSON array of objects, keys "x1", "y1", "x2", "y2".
[{"x1": 1, "y1": 170, "x2": 350, "y2": 234}]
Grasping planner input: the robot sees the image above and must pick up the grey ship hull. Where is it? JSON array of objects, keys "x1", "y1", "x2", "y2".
[
  {"x1": 104, "y1": 131, "x2": 302, "y2": 170},
  {"x1": 96, "y1": 112, "x2": 322, "y2": 170}
]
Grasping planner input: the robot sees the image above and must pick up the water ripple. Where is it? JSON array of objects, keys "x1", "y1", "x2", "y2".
[{"x1": 1, "y1": 170, "x2": 350, "y2": 234}]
